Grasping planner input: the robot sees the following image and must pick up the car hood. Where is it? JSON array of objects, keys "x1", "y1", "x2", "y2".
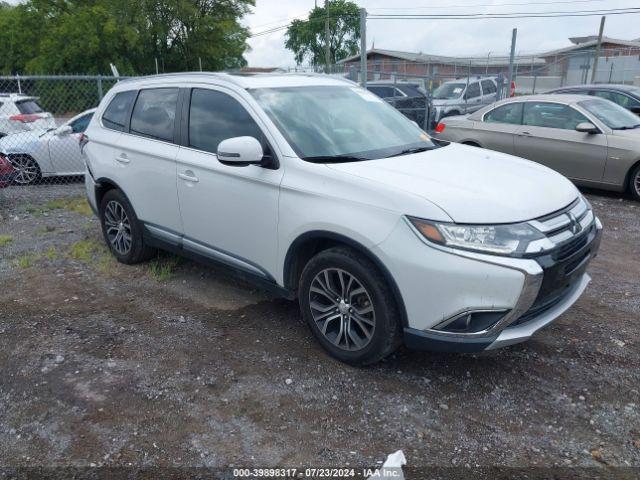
[
  {"x1": 326, "y1": 144, "x2": 579, "y2": 224},
  {"x1": 610, "y1": 127, "x2": 640, "y2": 139}
]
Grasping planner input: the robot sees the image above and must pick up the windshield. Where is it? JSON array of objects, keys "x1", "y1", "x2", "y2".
[
  {"x1": 251, "y1": 85, "x2": 435, "y2": 161},
  {"x1": 16, "y1": 99, "x2": 44, "y2": 114},
  {"x1": 433, "y1": 83, "x2": 465, "y2": 100},
  {"x1": 579, "y1": 98, "x2": 640, "y2": 130}
]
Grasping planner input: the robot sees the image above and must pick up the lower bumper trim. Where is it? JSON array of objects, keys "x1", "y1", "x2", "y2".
[{"x1": 403, "y1": 327, "x2": 498, "y2": 353}]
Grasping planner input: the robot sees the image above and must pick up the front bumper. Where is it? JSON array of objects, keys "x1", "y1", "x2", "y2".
[{"x1": 401, "y1": 215, "x2": 602, "y2": 353}]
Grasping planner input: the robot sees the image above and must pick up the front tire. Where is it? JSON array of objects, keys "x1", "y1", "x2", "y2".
[
  {"x1": 9, "y1": 155, "x2": 41, "y2": 185},
  {"x1": 629, "y1": 164, "x2": 640, "y2": 201},
  {"x1": 99, "y1": 189, "x2": 154, "y2": 264},
  {"x1": 299, "y1": 247, "x2": 402, "y2": 365}
]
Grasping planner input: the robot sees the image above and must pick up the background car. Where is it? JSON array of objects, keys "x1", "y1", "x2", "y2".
[
  {"x1": 433, "y1": 94, "x2": 640, "y2": 200},
  {"x1": 0, "y1": 153, "x2": 17, "y2": 188},
  {"x1": 0, "y1": 108, "x2": 95, "y2": 185},
  {"x1": 366, "y1": 80, "x2": 432, "y2": 128},
  {"x1": 0, "y1": 93, "x2": 56, "y2": 138},
  {"x1": 431, "y1": 76, "x2": 499, "y2": 122},
  {"x1": 546, "y1": 84, "x2": 640, "y2": 116}
]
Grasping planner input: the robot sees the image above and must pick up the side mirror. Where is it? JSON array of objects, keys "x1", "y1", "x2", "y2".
[
  {"x1": 575, "y1": 122, "x2": 599, "y2": 134},
  {"x1": 56, "y1": 125, "x2": 73, "y2": 136},
  {"x1": 217, "y1": 136, "x2": 264, "y2": 166}
]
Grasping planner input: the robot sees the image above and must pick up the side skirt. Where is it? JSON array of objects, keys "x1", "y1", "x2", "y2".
[{"x1": 142, "y1": 224, "x2": 295, "y2": 300}]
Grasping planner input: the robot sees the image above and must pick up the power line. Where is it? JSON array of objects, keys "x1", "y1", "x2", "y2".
[{"x1": 368, "y1": 0, "x2": 611, "y2": 11}]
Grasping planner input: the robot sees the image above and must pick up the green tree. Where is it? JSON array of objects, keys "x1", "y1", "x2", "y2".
[
  {"x1": 0, "y1": 0, "x2": 254, "y2": 75},
  {"x1": 285, "y1": 0, "x2": 360, "y2": 68}
]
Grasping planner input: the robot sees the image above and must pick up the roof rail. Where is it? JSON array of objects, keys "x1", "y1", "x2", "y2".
[{"x1": 118, "y1": 72, "x2": 247, "y2": 87}]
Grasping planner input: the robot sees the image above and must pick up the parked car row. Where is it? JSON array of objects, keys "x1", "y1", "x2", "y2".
[{"x1": 0, "y1": 106, "x2": 94, "y2": 185}]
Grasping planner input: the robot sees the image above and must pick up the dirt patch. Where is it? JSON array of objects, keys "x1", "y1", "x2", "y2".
[{"x1": 0, "y1": 184, "x2": 639, "y2": 474}]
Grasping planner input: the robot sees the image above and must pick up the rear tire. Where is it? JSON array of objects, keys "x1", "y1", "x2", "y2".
[
  {"x1": 629, "y1": 164, "x2": 640, "y2": 201},
  {"x1": 299, "y1": 247, "x2": 402, "y2": 365},
  {"x1": 99, "y1": 189, "x2": 154, "y2": 264}
]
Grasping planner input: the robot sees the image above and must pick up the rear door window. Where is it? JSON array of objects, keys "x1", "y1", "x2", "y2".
[
  {"x1": 481, "y1": 80, "x2": 496, "y2": 94},
  {"x1": 130, "y1": 88, "x2": 179, "y2": 142},
  {"x1": 484, "y1": 103, "x2": 523, "y2": 124},
  {"x1": 102, "y1": 91, "x2": 137, "y2": 132},
  {"x1": 16, "y1": 100, "x2": 44, "y2": 114},
  {"x1": 367, "y1": 86, "x2": 395, "y2": 98},
  {"x1": 188, "y1": 88, "x2": 262, "y2": 154}
]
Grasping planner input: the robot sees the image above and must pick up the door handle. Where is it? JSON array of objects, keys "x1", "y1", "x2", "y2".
[
  {"x1": 179, "y1": 171, "x2": 199, "y2": 183},
  {"x1": 115, "y1": 153, "x2": 130, "y2": 163},
  {"x1": 517, "y1": 131, "x2": 532, "y2": 136}
]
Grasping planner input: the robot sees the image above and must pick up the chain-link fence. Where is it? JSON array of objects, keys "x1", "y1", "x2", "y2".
[{"x1": 0, "y1": 76, "x2": 124, "y2": 213}]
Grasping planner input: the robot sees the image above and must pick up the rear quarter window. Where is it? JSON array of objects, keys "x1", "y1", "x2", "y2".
[{"x1": 102, "y1": 91, "x2": 137, "y2": 132}]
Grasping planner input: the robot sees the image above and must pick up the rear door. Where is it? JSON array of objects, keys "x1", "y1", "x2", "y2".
[
  {"x1": 472, "y1": 102, "x2": 523, "y2": 154},
  {"x1": 113, "y1": 87, "x2": 182, "y2": 233},
  {"x1": 513, "y1": 101, "x2": 607, "y2": 181},
  {"x1": 480, "y1": 79, "x2": 497, "y2": 106}
]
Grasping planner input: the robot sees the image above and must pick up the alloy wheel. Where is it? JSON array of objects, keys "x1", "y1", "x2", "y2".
[
  {"x1": 104, "y1": 200, "x2": 132, "y2": 255},
  {"x1": 308, "y1": 268, "x2": 376, "y2": 351},
  {"x1": 10, "y1": 156, "x2": 39, "y2": 185},
  {"x1": 634, "y1": 170, "x2": 640, "y2": 197}
]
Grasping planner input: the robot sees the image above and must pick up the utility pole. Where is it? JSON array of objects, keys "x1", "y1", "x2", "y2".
[
  {"x1": 506, "y1": 28, "x2": 517, "y2": 99},
  {"x1": 360, "y1": 8, "x2": 367, "y2": 88},
  {"x1": 591, "y1": 16, "x2": 606, "y2": 83},
  {"x1": 324, "y1": 0, "x2": 331, "y2": 73}
]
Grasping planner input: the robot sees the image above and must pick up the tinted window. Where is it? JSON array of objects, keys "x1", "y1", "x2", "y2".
[
  {"x1": 523, "y1": 102, "x2": 588, "y2": 130},
  {"x1": 70, "y1": 112, "x2": 93, "y2": 133},
  {"x1": 593, "y1": 90, "x2": 640, "y2": 109},
  {"x1": 16, "y1": 100, "x2": 44, "y2": 114},
  {"x1": 481, "y1": 80, "x2": 496, "y2": 94},
  {"x1": 130, "y1": 88, "x2": 178, "y2": 142},
  {"x1": 102, "y1": 91, "x2": 136, "y2": 132},
  {"x1": 397, "y1": 85, "x2": 424, "y2": 97},
  {"x1": 368, "y1": 86, "x2": 395, "y2": 98},
  {"x1": 189, "y1": 89, "x2": 262, "y2": 154},
  {"x1": 484, "y1": 103, "x2": 523, "y2": 124},
  {"x1": 465, "y1": 82, "x2": 481, "y2": 99}
]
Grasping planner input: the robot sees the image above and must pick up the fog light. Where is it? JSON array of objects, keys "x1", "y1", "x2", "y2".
[{"x1": 433, "y1": 310, "x2": 507, "y2": 334}]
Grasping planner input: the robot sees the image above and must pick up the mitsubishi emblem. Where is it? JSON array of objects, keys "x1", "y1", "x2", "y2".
[{"x1": 568, "y1": 212, "x2": 582, "y2": 234}]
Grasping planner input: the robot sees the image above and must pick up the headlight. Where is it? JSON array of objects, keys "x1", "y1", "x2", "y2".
[{"x1": 408, "y1": 216, "x2": 545, "y2": 256}]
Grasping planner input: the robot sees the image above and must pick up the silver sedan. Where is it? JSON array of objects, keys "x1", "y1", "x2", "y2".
[{"x1": 433, "y1": 94, "x2": 640, "y2": 200}]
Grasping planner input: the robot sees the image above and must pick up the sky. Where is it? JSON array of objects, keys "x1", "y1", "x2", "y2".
[{"x1": 243, "y1": 0, "x2": 640, "y2": 67}]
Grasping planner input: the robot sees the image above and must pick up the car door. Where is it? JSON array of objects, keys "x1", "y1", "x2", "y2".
[
  {"x1": 175, "y1": 86, "x2": 284, "y2": 280},
  {"x1": 463, "y1": 82, "x2": 483, "y2": 113},
  {"x1": 473, "y1": 102, "x2": 523, "y2": 154},
  {"x1": 47, "y1": 112, "x2": 93, "y2": 174},
  {"x1": 513, "y1": 101, "x2": 607, "y2": 181},
  {"x1": 114, "y1": 87, "x2": 182, "y2": 233}
]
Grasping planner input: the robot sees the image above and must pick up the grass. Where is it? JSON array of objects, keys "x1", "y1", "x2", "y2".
[
  {"x1": 44, "y1": 246, "x2": 58, "y2": 260},
  {"x1": 26, "y1": 196, "x2": 93, "y2": 217},
  {"x1": 147, "y1": 255, "x2": 180, "y2": 282},
  {"x1": 0, "y1": 235, "x2": 13, "y2": 247},
  {"x1": 16, "y1": 253, "x2": 37, "y2": 269},
  {"x1": 68, "y1": 239, "x2": 98, "y2": 262}
]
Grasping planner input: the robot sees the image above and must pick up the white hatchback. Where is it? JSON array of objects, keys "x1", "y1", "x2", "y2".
[
  {"x1": 83, "y1": 73, "x2": 602, "y2": 364},
  {"x1": 0, "y1": 93, "x2": 56, "y2": 137}
]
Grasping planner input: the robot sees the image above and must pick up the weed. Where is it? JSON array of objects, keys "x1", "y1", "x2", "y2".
[
  {"x1": 148, "y1": 255, "x2": 180, "y2": 281},
  {"x1": 68, "y1": 240, "x2": 97, "y2": 262},
  {"x1": 0, "y1": 235, "x2": 12, "y2": 247}
]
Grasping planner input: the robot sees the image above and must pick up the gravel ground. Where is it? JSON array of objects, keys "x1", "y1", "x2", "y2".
[{"x1": 0, "y1": 182, "x2": 639, "y2": 478}]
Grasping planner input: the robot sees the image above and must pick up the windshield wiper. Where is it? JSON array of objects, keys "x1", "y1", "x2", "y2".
[
  {"x1": 613, "y1": 124, "x2": 640, "y2": 130},
  {"x1": 302, "y1": 155, "x2": 369, "y2": 163},
  {"x1": 386, "y1": 146, "x2": 433, "y2": 158}
]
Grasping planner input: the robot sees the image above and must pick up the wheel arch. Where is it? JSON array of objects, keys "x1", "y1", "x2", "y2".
[
  {"x1": 623, "y1": 158, "x2": 640, "y2": 195},
  {"x1": 283, "y1": 230, "x2": 408, "y2": 327},
  {"x1": 94, "y1": 177, "x2": 133, "y2": 211}
]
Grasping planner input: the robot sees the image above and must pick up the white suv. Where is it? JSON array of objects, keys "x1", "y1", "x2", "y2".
[
  {"x1": 83, "y1": 73, "x2": 602, "y2": 365},
  {"x1": 0, "y1": 93, "x2": 56, "y2": 137}
]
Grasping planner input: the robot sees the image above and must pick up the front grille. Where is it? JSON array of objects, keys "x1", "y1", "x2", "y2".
[{"x1": 555, "y1": 232, "x2": 589, "y2": 261}]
